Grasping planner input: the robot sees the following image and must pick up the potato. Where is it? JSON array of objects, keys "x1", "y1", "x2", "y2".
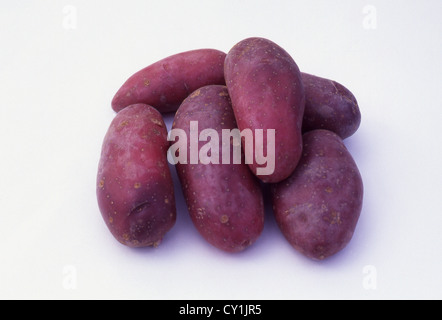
[
  {"x1": 224, "y1": 37, "x2": 305, "y2": 183},
  {"x1": 171, "y1": 85, "x2": 265, "y2": 253},
  {"x1": 96, "y1": 104, "x2": 176, "y2": 247},
  {"x1": 301, "y1": 73, "x2": 361, "y2": 139},
  {"x1": 111, "y1": 49, "x2": 226, "y2": 113},
  {"x1": 271, "y1": 130, "x2": 363, "y2": 260}
]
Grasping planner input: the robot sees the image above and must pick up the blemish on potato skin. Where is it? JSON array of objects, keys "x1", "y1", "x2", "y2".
[
  {"x1": 298, "y1": 212, "x2": 308, "y2": 223},
  {"x1": 331, "y1": 211, "x2": 342, "y2": 225},
  {"x1": 196, "y1": 207, "x2": 205, "y2": 216},
  {"x1": 119, "y1": 120, "x2": 129, "y2": 128},
  {"x1": 150, "y1": 117, "x2": 163, "y2": 127},
  {"x1": 190, "y1": 89, "x2": 201, "y2": 98},
  {"x1": 316, "y1": 252, "x2": 326, "y2": 260},
  {"x1": 219, "y1": 91, "x2": 229, "y2": 97},
  {"x1": 152, "y1": 128, "x2": 160, "y2": 136},
  {"x1": 220, "y1": 215, "x2": 229, "y2": 224}
]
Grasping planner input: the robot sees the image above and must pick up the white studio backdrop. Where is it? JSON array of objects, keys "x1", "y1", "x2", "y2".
[{"x1": 0, "y1": 0, "x2": 441, "y2": 299}]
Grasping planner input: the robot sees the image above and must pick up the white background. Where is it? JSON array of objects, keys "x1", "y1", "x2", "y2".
[{"x1": 1, "y1": 0, "x2": 441, "y2": 300}]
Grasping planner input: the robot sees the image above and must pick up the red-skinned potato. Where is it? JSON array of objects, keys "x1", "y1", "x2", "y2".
[
  {"x1": 112, "y1": 49, "x2": 226, "y2": 113},
  {"x1": 171, "y1": 85, "x2": 265, "y2": 253},
  {"x1": 97, "y1": 104, "x2": 176, "y2": 247},
  {"x1": 302, "y1": 72, "x2": 361, "y2": 139},
  {"x1": 224, "y1": 37, "x2": 305, "y2": 183},
  {"x1": 271, "y1": 130, "x2": 363, "y2": 260}
]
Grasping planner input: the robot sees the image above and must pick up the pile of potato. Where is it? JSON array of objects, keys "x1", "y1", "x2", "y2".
[{"x1": 96, "y1": 37, "x2": 363, "y2": 260}]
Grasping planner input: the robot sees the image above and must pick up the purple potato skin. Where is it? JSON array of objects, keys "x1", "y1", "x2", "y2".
[
  {"x1": 302, "y1": 73, "x2": 361, "y2": 139},
  {"x1": 112, "y1": 49, "x2": 226, "y2": 114},
  {"x1": 224, "y1": 37, "x2": 305, "y2": 183},
  {"x1": 172, "y1": 85, "x2": 265, "y2": 253},
  {"x1": 97, "y1": 104, "x2": 176, "y2": 247},
  {"x1": 271, "y1": 130, "x2": 363, "y2": 260}
]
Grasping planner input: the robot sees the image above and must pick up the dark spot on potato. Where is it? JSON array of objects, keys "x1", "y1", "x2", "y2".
[{"x1": 130, "y1": 200, "x2": 150, "y2": 215}]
